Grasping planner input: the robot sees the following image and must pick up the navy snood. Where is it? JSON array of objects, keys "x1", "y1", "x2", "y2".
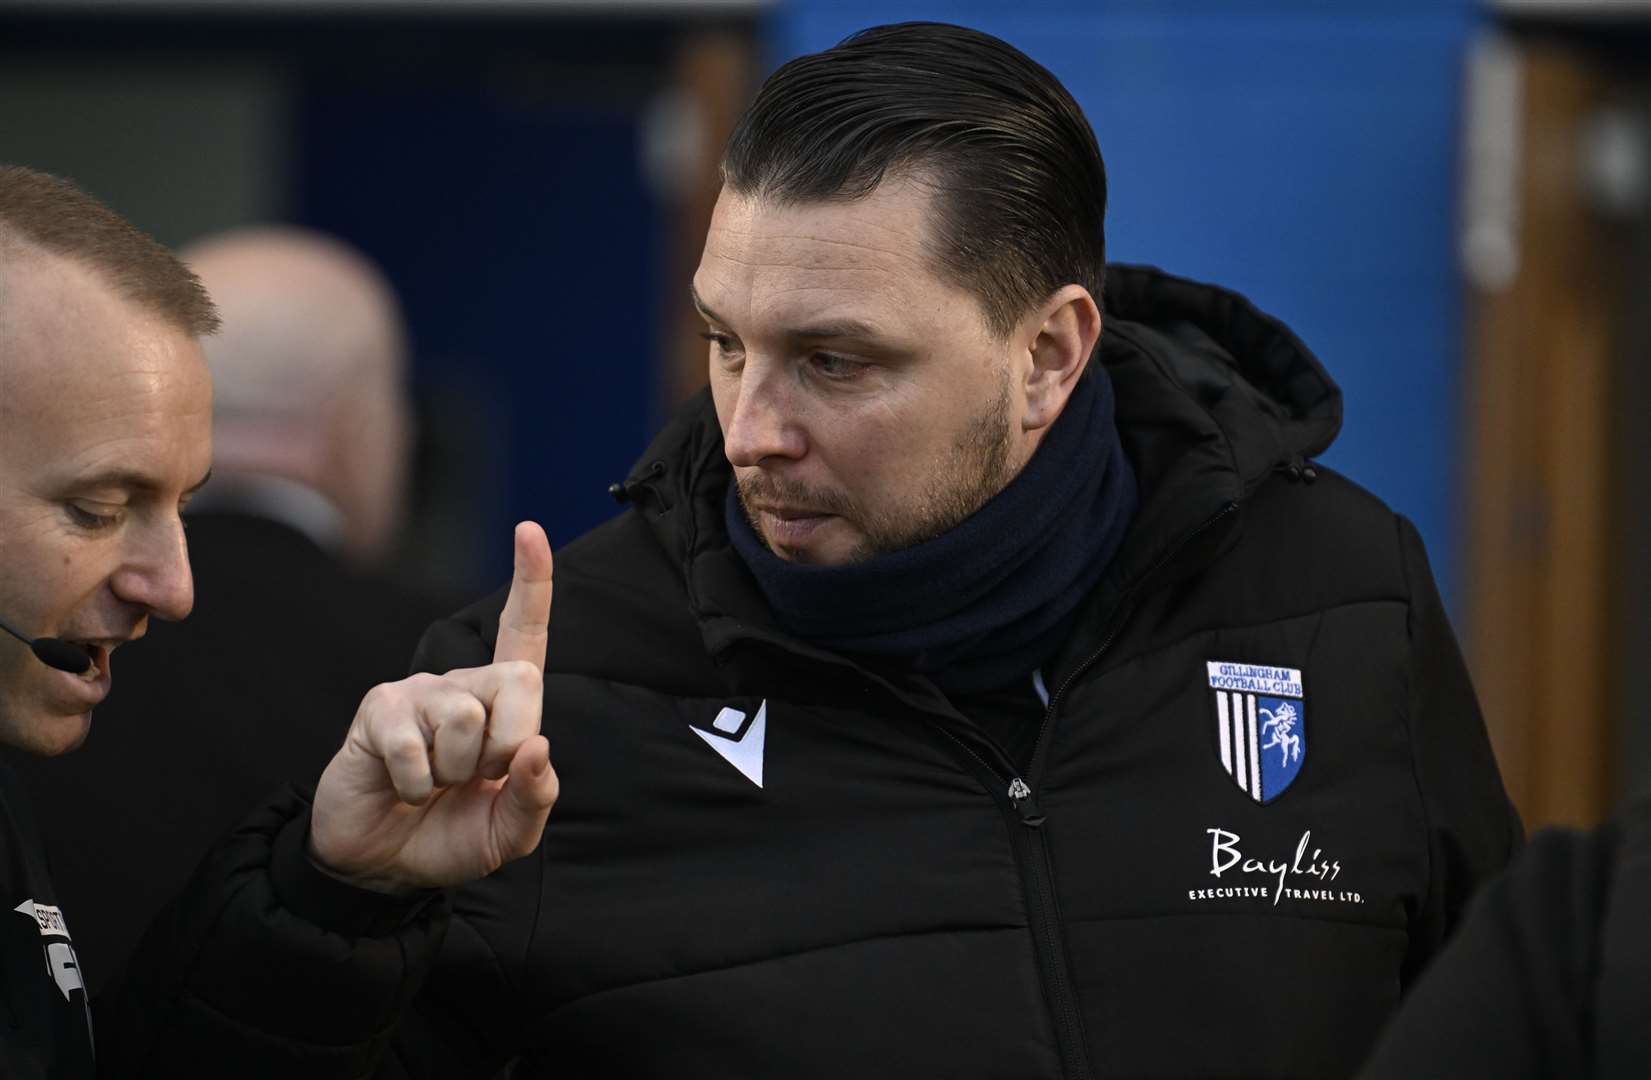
[{"x1": 726, "y1": 369, "x2": 1138, "y2": 692}]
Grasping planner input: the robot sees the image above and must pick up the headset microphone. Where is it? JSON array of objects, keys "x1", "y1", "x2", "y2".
[{"x1": 0, "y1": 617, "x2": 94, "y2": 675}]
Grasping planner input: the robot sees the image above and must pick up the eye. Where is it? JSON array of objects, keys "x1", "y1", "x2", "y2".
[
  {"x1": 66, "y1": 503, "x2": 122, "y2": 531},
  {"x1": 700, "y1": 330, "x2": 745, "y2": 376},
  {"x1": 699, "y1": 330, "x2": 739, "y2": 354},
  {"x1": 810, "y1": 352, "x2": 868, "y2": 380}
]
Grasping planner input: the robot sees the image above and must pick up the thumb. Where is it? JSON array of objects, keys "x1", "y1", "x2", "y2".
[
  {"x1": 494, "y1": 521, "x2": 554, "y2": 669},
  {"x1": 492, "y1": 735, "x2": 557, "y2": 863}
]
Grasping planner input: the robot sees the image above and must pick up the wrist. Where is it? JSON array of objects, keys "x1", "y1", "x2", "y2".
[
  {"x1": 271, "y1": 810, "x2": 442, "y2": 936},
  {"x1": 305, "y1": 829, "x2": 418, "y2": 897}
]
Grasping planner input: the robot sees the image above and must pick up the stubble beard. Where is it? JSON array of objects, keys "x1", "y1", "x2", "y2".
[{"x1": 737, "y1": 373, "x2": 1016, "y2": 564}]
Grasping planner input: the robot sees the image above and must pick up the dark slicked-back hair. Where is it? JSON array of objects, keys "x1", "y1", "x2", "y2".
[
  {"x1": 0, "y1": 165, "x2": 218, "y2": 336},
  {"x1": 721, "y1": 22, "x2": 1107, "y2": 339}
]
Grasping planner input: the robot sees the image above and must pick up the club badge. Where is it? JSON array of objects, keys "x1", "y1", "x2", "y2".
[{"x1": 1207, "y1": 661, "x2": 1305, "y2": 804}]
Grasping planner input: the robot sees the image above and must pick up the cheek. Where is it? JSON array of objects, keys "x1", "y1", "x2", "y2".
[
  {"x1": 814, "y1": 403, "x2": 921, "y2": 490},
  {"x1": 17, "y1": 534, "x2": 112, "y2": 628},
  {"x1": 863, "y1": 380, "x2": 952, "y2": 452},
  {"x1": 0, "y1": 519, "x2": 52, "y2": 653},
  {"x1": 0, "y1": 516, "x2": 57, "y2": 609},
  {"x1": 709, "y1": 378, "x2": 735, "y2": 432}
]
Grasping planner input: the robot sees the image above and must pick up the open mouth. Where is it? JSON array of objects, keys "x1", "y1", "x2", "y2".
[{"x1": 61, "y1": 641, "x2": 110, "y2": 681}]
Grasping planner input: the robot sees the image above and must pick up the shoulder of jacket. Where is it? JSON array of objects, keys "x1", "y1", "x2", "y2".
[
  {"x1": 1229, "y1": 465, "x2": 1411, "y2": 594},
  {"x1": 1259, "y1": 462, "x2": 1404, "y2": 528}
]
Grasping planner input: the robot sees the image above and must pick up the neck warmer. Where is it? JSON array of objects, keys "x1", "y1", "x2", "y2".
[{"x1": 725, "y1": 369, "x2": 1139, "y2": 692}]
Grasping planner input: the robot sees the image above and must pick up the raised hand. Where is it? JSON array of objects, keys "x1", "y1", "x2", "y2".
[{"x1": 308, "y1": 522, "x2": 558, "y2": 892}]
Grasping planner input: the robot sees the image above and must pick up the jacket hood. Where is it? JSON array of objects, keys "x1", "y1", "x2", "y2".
[{"x1": 1101, "y1": 263, "x2": 1341, "y2": 496}]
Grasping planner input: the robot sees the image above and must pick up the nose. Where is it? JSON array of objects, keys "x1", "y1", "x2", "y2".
[
  {"x1": 721, "y1": 363, "x2": 807, "y2": 468},
  {"x1": 110, "y1": 515, "x2": 195, "y2": 622}
]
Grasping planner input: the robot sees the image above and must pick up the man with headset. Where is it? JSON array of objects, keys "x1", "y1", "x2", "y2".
[{"x1": 0, "y1": 165, "x2": 554, "y2": 1076}]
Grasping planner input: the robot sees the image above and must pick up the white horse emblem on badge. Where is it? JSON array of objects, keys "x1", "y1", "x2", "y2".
[
  {"x1": 1207, "y1": 661, "x2": 1306, "y2": 804},
  {"x1": 1260, "y1": 702, "x2": 1301, "y2": 768}
]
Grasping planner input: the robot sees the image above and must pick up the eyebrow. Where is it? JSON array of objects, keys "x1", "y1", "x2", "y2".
[
  {"x1": 688, "y1": 284, "x2": 723, "y2": 325},
  {"x1": 72, "y1": 466, "x2": 213, "y2": 496},
  {"x1": 689, "y1": 285, "x2": 887, "y2": 344}
]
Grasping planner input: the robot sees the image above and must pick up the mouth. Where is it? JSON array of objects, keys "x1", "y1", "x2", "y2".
[
  {"x1": 748, "y1": 504, "x2": 838, "y2": 552},
  {"x1": 57, "y1": 639, "x2": 118, "y2": 683},
  {"x1": 750, "y1": 503, "x2": 833, "y2": 522}
]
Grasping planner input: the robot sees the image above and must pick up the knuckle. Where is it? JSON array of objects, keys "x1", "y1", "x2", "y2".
[
  {"x1": 405, "y1": 671, "x2": 444, "y2": 695},
  {"x1": 445, "y1": 697, "x2": 486, "y2": 733},
  {"x1": 360, "y1": 682, "x2": 397, "y2": 714},
  {"x1": 386, "y1": 732, "x2": 427, "y2": 765},
  {"x1": 500, "y1": 659, "x2": 542, "y2": 688}
]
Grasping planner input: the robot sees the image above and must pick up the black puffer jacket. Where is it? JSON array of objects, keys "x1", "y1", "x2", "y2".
[
  {"x1": 388, "y1": 265, "x2": 1519, "y2": 1078},
  {"x1": 90, "y1": 266, "x2": 1519, "y2": 1079},
  {"x1": 0, "y1": 756, "x2": 94, "y2": 1079}
]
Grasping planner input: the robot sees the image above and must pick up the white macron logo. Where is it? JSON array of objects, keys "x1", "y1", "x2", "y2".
[{"x1": 692, "y1": 700, "x2": 767, "y2": 788}]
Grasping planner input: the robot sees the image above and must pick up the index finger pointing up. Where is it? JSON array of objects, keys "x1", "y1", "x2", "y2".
[{"x1": 494, "y1": 520, "x2": 554, "y2": 670}]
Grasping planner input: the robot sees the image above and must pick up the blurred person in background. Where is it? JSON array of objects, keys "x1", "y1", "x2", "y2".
[
  {"x1": 22, "y1": 226, "x2": 450, "y2": 989},
  {"x1": 184, "y1": 225, "x2": 413, "y2": 569},
  {"x1": 1355, "y1": 792, "x2": 1650, "y2": 1080},
  {"x1": 0, "y1": 165, "x2": 556, "y2": 1078}
]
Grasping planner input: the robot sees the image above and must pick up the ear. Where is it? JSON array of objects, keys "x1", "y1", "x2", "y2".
[{"x1": 1021, "y1": 284, "x2": 1102, "y2": 433}]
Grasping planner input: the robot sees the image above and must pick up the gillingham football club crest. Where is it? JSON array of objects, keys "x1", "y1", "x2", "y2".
[{"x1": 1207, "y1": 661, "x2": 1306, "y2": 804}]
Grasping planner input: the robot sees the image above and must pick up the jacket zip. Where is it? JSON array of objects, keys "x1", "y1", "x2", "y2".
[
  {"x1": 942, "y1": 500, "x2": 1240, "y2": 1080},
  {"x1": 930, "y1": 723, "x2": 1085, "y2": 1079},
  {"x1": 661, "y1": 443, "x2": 1242, "y2": 1077},
  {"x1": 1010, "y1": 785, "x2": 1085, "y2": 1079}
]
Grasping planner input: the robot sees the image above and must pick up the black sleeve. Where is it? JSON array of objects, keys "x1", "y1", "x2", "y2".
[
  {"x1": 98, "y1": 607, "x2": 530, "y2": 1079},
  {"x1": 1395, "y1": 514, "x2": 1524, "y2": 984},
  {"x1": 1356, "y1": 826, "x2": 1613, "y2": 1080},
  {"x1": 361, "y1": 609, "x2": 543, "y2": 1079},
  {"x1": 95, "y1": 787, "x2": 449, "y2": 1078}
]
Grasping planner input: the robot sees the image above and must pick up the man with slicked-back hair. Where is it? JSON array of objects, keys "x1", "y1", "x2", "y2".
[{"x1": 326, "y1": 21, "x2": 1516, "y2": 1079}]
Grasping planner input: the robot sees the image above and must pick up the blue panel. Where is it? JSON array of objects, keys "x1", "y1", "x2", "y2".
[
  {"x1": 768, "y1": 2, "x2": 1479, "y2": 604},
  {"x1": 299, "y1": 86, "x2": 659, "y2": 586}
]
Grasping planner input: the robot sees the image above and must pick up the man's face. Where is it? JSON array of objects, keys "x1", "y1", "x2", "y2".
[
  {"x1": 696, "y1": 179, "x2": 1037, "y2": 566},
  {"x1": 0, "y1": 251, "x2": 212, "y2": 755}
]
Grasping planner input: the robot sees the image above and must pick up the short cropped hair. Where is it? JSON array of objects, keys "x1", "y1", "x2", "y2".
[
  {"x1": 0, "y1": 165, "x2": 218, "y2": 336},
  {"x1": 721, "y1": 22, "x2": 1108, "y2": 339}
]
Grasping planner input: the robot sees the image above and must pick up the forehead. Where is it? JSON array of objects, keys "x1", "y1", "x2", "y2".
[
  {"x1": 694, "y1": 180, "x2": 986, "y2": 341},
  {"x1": 0, "y1": 251, "x2": 211, "y2": 487}
]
